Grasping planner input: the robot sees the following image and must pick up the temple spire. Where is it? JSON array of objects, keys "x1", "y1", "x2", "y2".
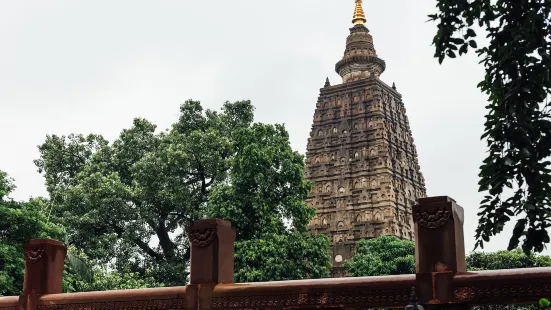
[
  {"x1": 335, "y1": 0, "x2": 385, "y2": 82},
  {"x1": 352, "y1": 0, "x2": 367, "y2": 25}
]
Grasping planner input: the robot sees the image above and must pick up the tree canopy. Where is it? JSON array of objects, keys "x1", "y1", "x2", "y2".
[
  {"x1": 467, "y1": 248, "x2": 551, "y2": 271},
  {"x1": 0, "y1": 170, "x2": 164, "y2": 295},
  {"x1": 344, "y1": 236, "x2": 415, "y2": 277},
  {"x1": 62, "y1": 246, "x2": 162, "y2": 293},
  {"x1": 35, "y1": 100, "x2": 331, "y2": 285},
  {"x1": 429, "y1": 0, "x2": 551, "y2": 254},
  {"x1": 233, "y1": 233, "x2": 331, "y2": 283}
]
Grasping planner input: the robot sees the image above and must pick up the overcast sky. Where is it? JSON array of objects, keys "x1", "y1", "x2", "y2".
[{"x1": 1, "y1": 0, "x2": 530, "y2": 254}]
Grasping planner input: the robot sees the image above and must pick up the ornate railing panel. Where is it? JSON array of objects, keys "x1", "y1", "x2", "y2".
[{"x1": 453, "y1": 267, "x2": 551, "y2": 305}]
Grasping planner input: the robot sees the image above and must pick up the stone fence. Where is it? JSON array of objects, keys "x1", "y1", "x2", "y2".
[{"x1": 2, "y1": 196, "x2": 551, "y2": 309}]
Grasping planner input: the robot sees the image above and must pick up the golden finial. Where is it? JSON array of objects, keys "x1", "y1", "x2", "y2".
[{"x1": 352, "y1": 0, "x2": 366, "y2": 25}]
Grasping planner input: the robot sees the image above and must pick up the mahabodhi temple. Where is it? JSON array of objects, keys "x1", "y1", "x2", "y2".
[{"x1": 305, "y1": 0, "x2": 427, "y2": 277}]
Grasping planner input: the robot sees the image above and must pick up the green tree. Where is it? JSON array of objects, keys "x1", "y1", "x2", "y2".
[
  {"x1": 0, "y1": 170, "x2": 162, "y2": 295},
  {"x1": 429, "y1": 0, "x2": 551, "y2": 254},
  {"x1": 467, "y1": 249, "x2": 551, "y2": 271},
  {"x1": 36, "y1": 100, "x2": 331, "y2": 285},
  {"x1": 344, "y1": 236, "x2": 415, "y2": 277},
  {"x1": 0, "y1": 170, "x2": 65, "y2": 296},
  {"x1": 62, "y1": 246, "x2": 162, "y2": 293},
  {"x1": 233, "y1": 233, "x2": 331, "y2": 282}
]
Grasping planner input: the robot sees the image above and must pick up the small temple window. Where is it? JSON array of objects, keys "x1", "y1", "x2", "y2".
[{"x1": 338, "y1": 187, "x2": 345, "y2": 193}]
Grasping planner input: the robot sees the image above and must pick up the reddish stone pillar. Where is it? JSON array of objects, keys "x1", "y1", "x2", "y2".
[
  {"x1": 19, "y1": 239, "x2": 67, "y2": 310},
  {"x1": 413, "y1": 196, "x2": 468, "y2": 309},
  {"x1": 188, "y1": 218, "x2": 236, "y2": 310}
]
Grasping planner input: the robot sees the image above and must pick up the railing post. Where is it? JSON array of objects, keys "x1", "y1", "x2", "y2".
[
  {"x1": 413, "y1": 196, "x2": 468, "y2": 309},
  {"x1": 188, "y1": 218, "x2": 236, "y2": 310},
  {"x1": 19, "y1": 239, "x2": 67, "y2": 310}
]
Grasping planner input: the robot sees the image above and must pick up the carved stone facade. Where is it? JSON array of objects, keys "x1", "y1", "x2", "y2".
[{"x1": 305, "y1": 0, "x2": 426, "y2": 277}]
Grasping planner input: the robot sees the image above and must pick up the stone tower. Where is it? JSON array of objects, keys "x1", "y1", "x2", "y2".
[{"x1": 305, "y1": 0, "x2": 427, "y2": 277}]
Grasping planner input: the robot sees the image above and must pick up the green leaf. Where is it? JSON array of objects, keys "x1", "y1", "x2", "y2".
[
  {"x1": 459, "y1": 44, "x2": 468, "y2": 55},
  {"x1": 66, "y1": 252, "x2": 94, "y2": 284}
]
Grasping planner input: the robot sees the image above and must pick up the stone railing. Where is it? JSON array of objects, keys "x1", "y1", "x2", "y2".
[{"x1": 1, "y1": 196, "x2": 551, "y2": 309}]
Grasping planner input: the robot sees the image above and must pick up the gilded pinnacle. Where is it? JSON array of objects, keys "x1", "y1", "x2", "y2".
[{"x1": 352, "y1": 0, "x2": 366, "y2": 25}]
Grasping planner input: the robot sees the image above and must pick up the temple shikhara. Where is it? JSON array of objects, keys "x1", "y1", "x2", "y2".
[{"x1": 305, "y1": 0, "x2": 427, "y2": 277}]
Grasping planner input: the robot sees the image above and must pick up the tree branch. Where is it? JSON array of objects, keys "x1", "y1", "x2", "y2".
[{"x1": 112, "y1": 224, "x2": 163, "y2": 262}]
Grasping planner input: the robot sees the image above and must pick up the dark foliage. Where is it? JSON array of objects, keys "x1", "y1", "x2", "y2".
[{"x1": 429, "y1": 0, "x2": 551, "y2": 254}]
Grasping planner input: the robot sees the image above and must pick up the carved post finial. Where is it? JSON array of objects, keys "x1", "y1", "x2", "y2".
[
  {"x1": 414, "y1": 196, "x2": 466, "y2": 305},
  {"x1": 324, "y1": 77, "x2": 331, "y2": 87},
  {"x1": 189, "y1": 218, "x2": 236, "y2": 285},
  {"x1": 20, "y1": 239, "x2": 66, "y2": 310},
  {"x1": 22, "y1": 239, "x2": 66, "y2": 296},
  {"x1": 392, "y1": 82, "x2": 397, "y2": 90}
]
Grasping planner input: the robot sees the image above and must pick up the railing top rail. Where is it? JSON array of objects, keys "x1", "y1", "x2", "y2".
[
  {"x1": 454, "y1": 266, "x2": 551, "y2": 283},
  {"x1": 212, "y1": 274, "x2": 416, "y2": 309},
  {"x1": 226, "y1": 273, "x2": 416, "y2": 290},
  {"x1": 38, "y1": 286, "x2": 187, "y2": 309},
  {"x1": 0, "y1": 296, "x2": 18, "y2": 309}
]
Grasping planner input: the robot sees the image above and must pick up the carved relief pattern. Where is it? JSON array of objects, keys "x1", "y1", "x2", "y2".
[
  {"x1": 189, "y1": 228, "x2": 217, "y2": 248},
  {"x1": 37, "y1": 298, "x2": 185, "y2": 310},
  {"x1": 413, "y1": 206, "x2": 451, "y2": 229},
  {"x1": 212, "y1": 288, "x2": 411, "y2": 309},
  {"x1": 25, "y1": 247, "x2": 45, "y2": 264},
  {"x1": 454, "y1": 284, "x2": 551, "y2": 303}
]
